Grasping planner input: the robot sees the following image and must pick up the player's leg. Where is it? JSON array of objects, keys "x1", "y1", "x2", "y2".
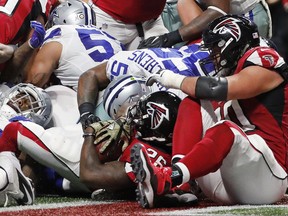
[
  {"x1": 3, "y1": 121, "x2": 90, "y2": 193},
  {"x1": 91, "y1": 5, "x2": 138, "y2": 49},
  {"x1": 0, "y1": 151, "x2": 34, "y2": 206},
  {"x1": 243, "y1": 0, "x2": 272, "y2": 38},
  {"x1": 218, "y1": 125, "x2": 287, "y2": 204},
  {"x1": 172, "y1": 98, "x2": 216, "y2": 163},
  {"x1": 142, "y1": 16, "x2": 169, "y2": 39}
]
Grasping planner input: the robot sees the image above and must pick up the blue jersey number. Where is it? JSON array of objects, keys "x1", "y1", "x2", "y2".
[{"x1": 77, "y1": 28, "x2": 115, "y2": 62}]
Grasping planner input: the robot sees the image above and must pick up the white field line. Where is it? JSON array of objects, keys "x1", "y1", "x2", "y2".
[
  {"x1": 0, "y1": 200, "x2": 113, "y2": 213},
  {"x1": 148, "y1": 204, "x2": 288, "y2": 215},
  {"x1": 0, "y1": 194, "x2": 287, "y2": 214}
]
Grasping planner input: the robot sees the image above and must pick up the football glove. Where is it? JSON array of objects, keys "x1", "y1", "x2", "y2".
[
  {"x1": 28, "y1": 21, "x2": 45, "y2": 49},
  {"x1": 79, "y1": 112, "x2": 101, "y2": 129},
  {"x1": 146, "y1": 69, "x2": 185, "y2": 89},
  {"x1": 137, "y1": 30, "x2": 182, "y2": 49},
  {"x1": 91, "y1": 118, "x2": 131, "y2": 154}
]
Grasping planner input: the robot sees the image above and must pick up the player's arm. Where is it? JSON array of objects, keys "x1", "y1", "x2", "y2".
[
  {"x1": 24, "y1": 41, "x2": 61, "y2": 87},
  {"x1": 77, "y1": 62, "x2": 110, "y2": 128},
  {"x1": 147, "y1": 65, "x2": 285, "y2": 100},
  {"x1": 1, "y1": 18, "x2": 46, "y2": 83},
  {"x1": 80, "y1": 126, "x2": 133, "y2": 191},
  {"x1": 180, "y1": 66, "x2": 285, "y2": 100},
  {"x1": 177, "y1": 0, "x2": 203, "y2": 25},
  {"x1": 0, "y1": 43, "x2": 17, "y2": 64},
  {"x1": 77, "y1": 62, "x2": 110, "y2": 106},
  {"x1": 178, "y1": 0, "x2": 230, "y2": 42},
  {"x1": 0, "y1": 41, "x2": 36, "y2": 83},
  {"x1": 138, "y1": 0, "x2": 230, "y2": 48}
]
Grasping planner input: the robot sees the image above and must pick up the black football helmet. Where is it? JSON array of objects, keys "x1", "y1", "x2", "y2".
[
  {"x1": 128, "y1": 91, "x2": 181, "y2": 144},
  {"x1": 200, "y1": 15, "x2": 260, "y2": 76}
]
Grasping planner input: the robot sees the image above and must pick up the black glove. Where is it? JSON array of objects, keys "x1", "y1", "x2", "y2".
[
  {"x1": 78, "y1": 102, "x2": 100, "y2": 129},
  {"x1": 137, "y1": 30, "x2": 182, "y2": 49},
  {"x1": 79, "y1": 112, "x2": 101, "y2": 129}
]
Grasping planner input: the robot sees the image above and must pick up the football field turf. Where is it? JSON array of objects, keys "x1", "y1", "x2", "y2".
[{"x1": 0, "y1": 192, "x2": 287, "y2": 215}]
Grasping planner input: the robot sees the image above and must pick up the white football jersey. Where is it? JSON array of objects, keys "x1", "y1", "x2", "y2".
[
  {"x1": 229, "y1": 0, "x2": 260, "y2": 14},
  {"x1": 106, "y1": 43, "x2": 214, "y2": 99},
  {"x1": 43, "y1": 25, "x2": 125, "y2": 90},
  {"x1": 196, "y1": 0, "x2": 260, "y2": 14}
]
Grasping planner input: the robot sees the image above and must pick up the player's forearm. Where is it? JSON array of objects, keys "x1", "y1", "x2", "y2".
[
  {"x1": 1, "y1": 42, "x2": 35, "y2": 82},
  {"x1": 179, "y1": 4, "x2": 228, "y2": 41},
  {"x1": 0, "y1": 44, "x2": 17, "y2": 64},
  {"x1": 80, "y1": 129, "x2": 102, "y2": 189},
  {"x1": 177, "y1": 0, "x2": 203, "y2": 25},
  {"x1": 80, "y1": 130, "x2": 132, "y2": 191},
  {"x1": 24, "y1": 72, "x2": 50, "y2": 87},
  {"x1": 77, "y1": 69, "x2": 99, "y2": 106}
]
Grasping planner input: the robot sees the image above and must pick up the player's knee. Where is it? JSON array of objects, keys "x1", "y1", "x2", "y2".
[{"x1": 0, "y1": 122, "x2": 21, "y2": 153}]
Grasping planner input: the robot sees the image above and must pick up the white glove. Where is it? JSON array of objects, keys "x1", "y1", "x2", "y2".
[{"x1": 146, "y1": 69, "x2": 186, "y2": 89}]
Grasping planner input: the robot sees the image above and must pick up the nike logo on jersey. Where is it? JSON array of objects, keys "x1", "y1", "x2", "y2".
[{"x1": 16, "y1": 170, "x2": 34, "y2": 205}]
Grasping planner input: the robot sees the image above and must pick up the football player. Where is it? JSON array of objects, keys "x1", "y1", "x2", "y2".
[
  {"x1": 77, "y1": 39, "x2": 216, "y2": 130},
  {"x1": 0, "y1": 83, "x2": 53, "y2": 206},
  {"x1": 25, "y1": 0, "x2": 124, "y2": 91},
  {"x1": 0, "y1": 78, "x2": 196, "y2": 205},
  {"x1": 130, "y1": 15, "x2": 288, "y2": 208},
  {"x1": 90, "y1": 0, "x2": 169, "y2": 50},
  {"x1": 0, "y1": 0, "x2": 60, "y2": 82},
  {"x1": 137, "y1": 0, "x2": 272, "y2": 49}
]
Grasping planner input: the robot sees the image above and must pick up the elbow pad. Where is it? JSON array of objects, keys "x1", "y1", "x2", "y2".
[{"x1": 195, "y1": 76, "x2": 228, "y2": 101}]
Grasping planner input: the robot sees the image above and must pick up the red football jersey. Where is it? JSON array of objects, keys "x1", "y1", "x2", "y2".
[
  {"x1": 120, "y1": 138, "x2": 171, "y2": 182},
  {"x1": 93, "y1": 0, "x2": 166, "y2": 23},
  {"x1": 216, "y1": 47, "x2": 288, "y2": 172},
  {"x1": 0, "y1": 0, "x2": 58, "y2": 45}
]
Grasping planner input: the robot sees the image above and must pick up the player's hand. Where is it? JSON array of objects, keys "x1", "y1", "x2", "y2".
[
  {"x1": 28, "y1": 21, "x2": 45, "y2": 49},
  {"x1": 137, "y1": 30, "x2": 182, "y2": 49},
  {"x1": 146, "y1": 70, "x2": 166, "y2": 86},
  {"x1": 146, "y1": 69, "x2": 186, "y2": 89},
  {"x1": 79, "y1": 112, "x2": 101, "y2": 129},
  {"x1": 92, "y1": 118, "x2": 131, "y2": 154}
]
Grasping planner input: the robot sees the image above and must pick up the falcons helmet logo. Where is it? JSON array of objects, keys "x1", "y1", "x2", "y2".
[
  {"x1": 146, "y1": 102, "x2": 169, "y2": 129},
  {"x1": 213, "y1": 17, "x2": 241, "y2": 42}
]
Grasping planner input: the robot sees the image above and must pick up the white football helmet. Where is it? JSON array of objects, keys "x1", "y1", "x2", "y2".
[
  {"x1": 47, "y1": 0, "x2": 96, "y2": 28},
  {"x1": 0, "y1": 83, "x2": 52, "y2": 128},
  {"x1": 103, "y1": 75, "x2": 152, "y2": 120}
]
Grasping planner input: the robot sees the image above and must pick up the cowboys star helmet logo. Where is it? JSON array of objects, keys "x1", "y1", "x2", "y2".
[
  {"x1": 213, "y1": 17, "x2": 241, "y2": 42},
  {"x1": 146, "y1": 102, "x2": 169, "y2": 129}
]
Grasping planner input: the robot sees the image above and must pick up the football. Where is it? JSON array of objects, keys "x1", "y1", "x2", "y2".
[
  {"x1": 95, "y1": 137, "x2": 125, "y2": 163},
  {"x1": 93, "y1": 120, "x2": 131, "y2": 163}
]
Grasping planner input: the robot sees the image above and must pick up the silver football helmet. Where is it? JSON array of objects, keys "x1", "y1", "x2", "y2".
[
  {"x1": 103, "y1": 75, "x2": 152, "y2": 120},
  {"x1": 47, "y1": 0, "x2": 96, "y2": 28},
  {"x1": 0, "y1": 83, "x2": 53, "y2": 128}
]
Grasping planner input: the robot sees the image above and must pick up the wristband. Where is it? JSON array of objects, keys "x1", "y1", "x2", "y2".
[
  {"x1": 28, "y1": 39, "x2": 35, "y2": 49},
  {"x1": 168, "y1": 30, "x2": 183, "y2": 45},
  {"x1": 79, "y1": 102, "x2": 95, "y2": 115},
  {"x1": 162, "y1": 70, "x2": 186, "y2": 89},
  {"x1": 83, "y1": 132, "x2": 96, "y2": 138},
  {"x1": 207, "y1": 6, "x2": 227, "y2": 15}
]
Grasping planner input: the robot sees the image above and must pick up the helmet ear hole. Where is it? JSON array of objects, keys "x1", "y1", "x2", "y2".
[
  {"x1": 0, "y1": 83, "x2": 52, "y2": 128},
  {"x1": 103, "y1": 75, "x2": 152, "y2": 120},
  {"x1": 135, "y1": 91, "x2": 181, "y2": 143},
  {"x1": 48, "y1": 0, "x2": 96, "y2": 27},
  {"x1": 201, "y1": 15, "x2": 260, "y2": 76}
]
